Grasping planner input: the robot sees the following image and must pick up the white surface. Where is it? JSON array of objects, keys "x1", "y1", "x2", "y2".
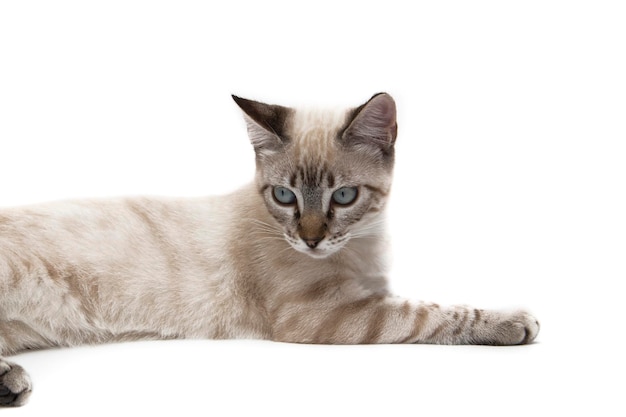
[{"x1": 1, "y1": 1, "x2": 625, "y2": 415}]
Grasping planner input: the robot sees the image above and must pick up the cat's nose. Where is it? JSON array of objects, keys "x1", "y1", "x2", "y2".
[
  {"x1": 304, "y1": 237, "x2": 323, "y2": 249},
  {"x1": 298, "y1": 212, "x2": 327, "y2": 249}
]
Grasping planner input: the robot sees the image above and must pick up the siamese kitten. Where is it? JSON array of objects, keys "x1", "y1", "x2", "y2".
[{"x1": 0, "y1": 93, "x2": 539, "y2": 406}]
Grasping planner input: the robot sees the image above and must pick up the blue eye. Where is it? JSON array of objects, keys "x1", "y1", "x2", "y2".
[
  {"x1": 332, "y1": 187, "x2": 358, "y2": 205},
  {"x1": 273, "y1": 186, "x2": 297, "y2": 205}
]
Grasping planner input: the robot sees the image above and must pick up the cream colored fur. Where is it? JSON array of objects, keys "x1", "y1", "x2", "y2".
[{"x1": 0, "y1": 93, "x2": 538, "y2": 406}]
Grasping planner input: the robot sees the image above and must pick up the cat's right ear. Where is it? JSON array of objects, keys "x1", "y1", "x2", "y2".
[
  {"x1": 342, "y1": 93, "x2": 397, "y2": 156},
  {"x1": 232, "y1": 95, "x2": 292, "y2": 155}
]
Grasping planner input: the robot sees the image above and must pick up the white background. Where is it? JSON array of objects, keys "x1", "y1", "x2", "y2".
[{"x1": 1, "y1": 1, "x2": 625, "y2": 415}]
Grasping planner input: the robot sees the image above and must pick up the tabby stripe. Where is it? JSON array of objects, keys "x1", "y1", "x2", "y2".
[
  {"x1": 313, "y1": 296, "x2": 382, "y2": 344},
  {"x1": 361, "y1": 304, "x2": 388, "y2": 344},
  {"x1": 291, "y1": 276, "x2": 347, "y2": 303},
  {"x1": 363, "y1": 184, "x2": 388, "y2": 197},
  {"x1": 471, "y1": 309, "x2": 482, "y2": 328},
  {"x1": 425, "y1": 322, "x2": 447, "y2": 343},
  {"x1": 259, "y1": 184, "x2": 271, "y2": 194},
  {"x1": 452, "y1": 309, "x2": 469, "y2": 336},
  {"x1": 327, "y1": 172, "x2": 335, "y2": 188},
  {"x1": 399, "y1": 306, "x2": 430, "y2": 343}
]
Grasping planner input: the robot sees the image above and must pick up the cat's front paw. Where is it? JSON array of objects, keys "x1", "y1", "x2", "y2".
[
  {"x1": 476, "y1": 310, "x2": 540, "y2": 346},
  {"x1": 0, "y1": 359, "x2": 32, "y2": 407}
]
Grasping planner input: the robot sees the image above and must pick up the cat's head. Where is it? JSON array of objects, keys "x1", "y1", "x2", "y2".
[{"x1": 233, "y1": 93, "x2": 397, "y2": 259}]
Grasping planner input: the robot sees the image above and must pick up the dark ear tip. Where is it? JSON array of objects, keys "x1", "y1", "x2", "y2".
[
  {"x1": 232, "y1": 95, "x2": 254, "y2": 111},
  {"x1": 370, "y1": 93, "x2": 395, "y2": 106}
]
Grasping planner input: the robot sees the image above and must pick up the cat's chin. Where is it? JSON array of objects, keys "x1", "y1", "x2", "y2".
[{"x1": 291, "y1": 245, "x2": 339, "y2": 259}]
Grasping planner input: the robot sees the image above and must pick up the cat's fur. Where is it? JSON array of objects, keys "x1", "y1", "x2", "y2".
[{"x1": 0, "y1": 93, "x2": 539, "y2": 406}]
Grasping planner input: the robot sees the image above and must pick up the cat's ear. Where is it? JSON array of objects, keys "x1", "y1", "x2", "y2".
[
  {"x1": 342, "y1": 93, "x2": 397, "y2": 155},
  {"x1": 232, "y1": 95, "x2": 292, "y2": 155}
]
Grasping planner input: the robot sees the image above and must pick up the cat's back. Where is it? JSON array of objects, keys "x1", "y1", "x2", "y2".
[
  {"x1": 0, "y1": 188, "x2": 262, "y2": 350},
  {"x1": 0, "y1": 193, "x2": 227, "y2": 263}
]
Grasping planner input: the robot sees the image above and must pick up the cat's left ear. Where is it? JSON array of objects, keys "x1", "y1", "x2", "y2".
[
  {"x1": 232, "y1": 95, "x2": 292, "y2": 155},
  {"x1": 342, "y1": 93, "x2": 397, "y2": 155}
]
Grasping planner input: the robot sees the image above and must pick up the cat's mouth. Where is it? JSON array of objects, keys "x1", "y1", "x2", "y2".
[{"x1": 285, "y1": 234, "x2": 348, "y2": 259}]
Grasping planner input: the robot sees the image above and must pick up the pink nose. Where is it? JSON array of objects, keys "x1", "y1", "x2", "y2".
[{"x1": 304, "y1": 237, "x2": 323, "y2": 249}]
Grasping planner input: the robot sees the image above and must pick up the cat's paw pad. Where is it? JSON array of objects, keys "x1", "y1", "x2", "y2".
[
  {"x1": 0, "y1": 360, "x2": 32, "y2": 407},
  {"x1": 492, "y1": 311, "x2": 540, "y2": 345}
]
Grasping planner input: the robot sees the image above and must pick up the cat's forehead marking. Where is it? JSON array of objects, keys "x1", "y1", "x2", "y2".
[
  {"x1": 296, "y1": 163, "x2": 328, "y2": 188},
  {"x1": 290, "y1": 108, "x2": 347, "y2": 164},
  {"x1": 284, "y1": 108, "x2": 347, "y2": 189}
]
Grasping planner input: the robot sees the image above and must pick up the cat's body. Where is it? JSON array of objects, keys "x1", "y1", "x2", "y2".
[
  {"x1": 0, "y1": 93, "x2": 538, "y2": 406},
  {"x1": 0, "y1": 186, "x2": 386, "y2": 350}
]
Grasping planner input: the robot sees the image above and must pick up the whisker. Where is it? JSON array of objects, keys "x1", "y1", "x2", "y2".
[
  {"x1": 350, "y1": 233, "x2": 381, "y2": 239},
  {"x1": 249, "y1": 228, "x2": 284, "y2": 236},
  {"x1": 256, "y1": 236, "x2": 288, "y2": 243},
  {"x1": 275, "y1": 245, "x2": 296, "y2": 257},
  {"x1": 339, "y1": 244, "x2": 361, "y2": 259},
  {"x1": 349, "y1": 220, "x2": 386, "y2": 239},
  {"x1": 245, "y1": 218, "x2": 279, "y2": 228},
  {"x1": 244, "y1": 218, "x2": 285, "y2": 236},
  {"x1": 348, "y1": 230, "x2": 384, "y2": 239}
]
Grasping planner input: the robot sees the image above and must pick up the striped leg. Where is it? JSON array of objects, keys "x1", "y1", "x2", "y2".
[{"x1": 273, "y1": 296, "x2": 539, "y2": 346}]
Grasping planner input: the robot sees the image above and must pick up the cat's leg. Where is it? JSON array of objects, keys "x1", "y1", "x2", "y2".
[
  {"x1": 0, "y1": 358, "x2": 32, "y2": 407},
  {"x1": 272, "y1": 293, "x2": 539, "y2": 345}
]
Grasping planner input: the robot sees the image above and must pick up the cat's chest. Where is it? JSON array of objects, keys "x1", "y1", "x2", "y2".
[{"x1": 254, "y1": 243, "x2": 389, "y2": 297}]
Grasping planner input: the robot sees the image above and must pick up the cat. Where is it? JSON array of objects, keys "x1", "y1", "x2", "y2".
[{"x1": 0, "y1": 93, "x2": 539, "y2": 406}]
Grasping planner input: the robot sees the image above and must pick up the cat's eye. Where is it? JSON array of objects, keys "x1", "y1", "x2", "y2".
[
  {"x1": 332, "y1": 187, "x2": 358, "y2": 205},
  {"x1": 273, "y1": 186, "x2": 297, "y2": 205}
]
